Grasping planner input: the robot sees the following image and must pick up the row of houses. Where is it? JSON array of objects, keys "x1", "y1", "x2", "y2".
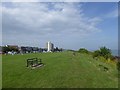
[
  {"x1": 19, "y1": 46, "x2": 47, "y2": 53},
  {"x1": 0, "y1": 44, "x2": 63, "y2": 55}
]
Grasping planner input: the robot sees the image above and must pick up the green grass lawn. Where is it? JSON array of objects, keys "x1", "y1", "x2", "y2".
[{"x1": 2, "y1": 51, "x2": 118, "y2": 88}]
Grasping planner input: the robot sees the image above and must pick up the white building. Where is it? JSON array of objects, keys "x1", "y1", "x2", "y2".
[{"x1": 46, "y1": 41, "x2": 54, "y2": 52}]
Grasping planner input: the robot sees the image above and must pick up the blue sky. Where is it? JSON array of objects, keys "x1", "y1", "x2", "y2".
[
  {"x1": 81, "y1": 2, "x2": 118, "y2": 50},
  {"x1": 2, "y1": 2, "x2": 118, "y2": 50}
]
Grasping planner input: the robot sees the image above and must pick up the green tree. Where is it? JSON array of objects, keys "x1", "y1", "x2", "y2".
[
  {"x1": 99, "y1": 46, "x2": 112, "y2": 59},
  {"x1": 2, "y1": 46, "x2": 19, "y2": 53},
  {"x1": 93, "y1": 50, "x2": 101, "y2": 58},
  {"x1": 2, "y1": 46, "x2": 10, "y2": 53}
]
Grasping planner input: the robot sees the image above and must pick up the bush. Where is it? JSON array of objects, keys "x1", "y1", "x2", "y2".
[
  {"x1": 93, "y1": 50, "x2": 101, "y2": 58},
  {"x1": 93, "y1": 46, "x2": 112, "y2": 60},
  {"x1": 78, "y1": 48, "x2": 89, "y2": 54}
]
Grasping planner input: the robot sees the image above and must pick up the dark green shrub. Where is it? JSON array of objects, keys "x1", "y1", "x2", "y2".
[
  {"x1": 93, "y1": 46, "x2": 112, "y2": 60},
  {"x1": 78, "y1": 48, "x2": 89, "y2": 54},
  {"x1": 93, "y1": 50, "x2": 101, "y2": 58},
  {"x1": 99, "y1": 46, "x2": 112, "y2": 59}
]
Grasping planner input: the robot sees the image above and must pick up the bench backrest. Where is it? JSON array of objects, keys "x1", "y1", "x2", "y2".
[{"x1": 27, "y1": 58, "x2": 38, "y2": 61}]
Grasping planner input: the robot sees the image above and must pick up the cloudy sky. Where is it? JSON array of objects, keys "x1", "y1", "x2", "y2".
[{"x1": 1, "y1": 2, "x2": 118, "y2": 50}]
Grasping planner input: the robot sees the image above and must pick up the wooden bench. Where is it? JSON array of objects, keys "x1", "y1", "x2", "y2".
[{"x1": 27, "y1": 58, "x2": 42, "y2": 67}]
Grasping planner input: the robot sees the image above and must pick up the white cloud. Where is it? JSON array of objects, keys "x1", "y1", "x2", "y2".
[
  {"x1": 105, "y1": 9, "x2": 118, "y2": 18},
  {"x1": 2, "y1": 0, "x2": 40, "y2": 2},
  {"x1": 1, "y1": 0, "x2": 120, "y2": 2},
  {"x1": 2, "y1": 2, "x2": 102, "y2": 48}
]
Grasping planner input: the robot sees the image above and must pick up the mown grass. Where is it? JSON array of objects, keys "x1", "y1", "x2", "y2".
[{"x1": 2, "y1": 51, "x2": 118, "y2": 88}]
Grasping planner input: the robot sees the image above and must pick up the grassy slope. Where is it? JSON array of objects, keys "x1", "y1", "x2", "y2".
[{"x1": 2, "y1": 51, "x2": 118, "y2": 88}]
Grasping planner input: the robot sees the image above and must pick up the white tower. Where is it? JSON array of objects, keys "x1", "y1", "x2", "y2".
[
  {"x1": 46, "y1": 41, "x2": 54, "y2": 52},
  {"x1": 48, "y1": 41, "x2": 51, "y2": 52}
]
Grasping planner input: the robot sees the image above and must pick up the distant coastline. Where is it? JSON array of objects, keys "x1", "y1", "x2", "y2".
[
  {"x1": 91, "y1": 50, "x2": 119, "y2": 56},
  {"x1": 111, "y1": 50, "x2": 118, "y2": 56}
]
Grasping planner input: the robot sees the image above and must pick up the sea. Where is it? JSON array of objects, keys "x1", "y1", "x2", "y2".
[
  {"x1": 91, "y1": 50, "x2": 119, "y2": 56},
  {"x1": 111, "y1": 50, "x2": 119, "y2": 56}
]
